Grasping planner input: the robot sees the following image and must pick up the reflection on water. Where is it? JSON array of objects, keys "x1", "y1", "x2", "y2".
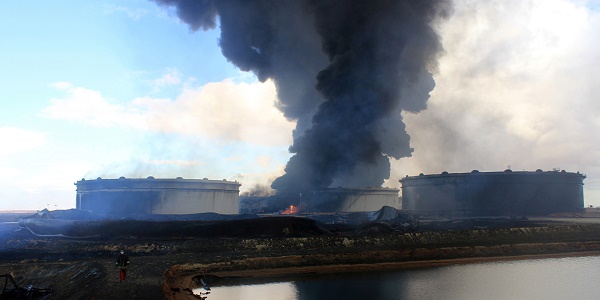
[
  {"x1": 195, "y1": 255, "x2": 600, "y2": 300},
  {"x1": 196, "y1": 282, "x2": 297, "y2": 300}
]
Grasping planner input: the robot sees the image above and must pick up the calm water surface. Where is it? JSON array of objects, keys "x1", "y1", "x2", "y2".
[{"x1": 196, "y1": 255, "x2": 600, "y2": 300}]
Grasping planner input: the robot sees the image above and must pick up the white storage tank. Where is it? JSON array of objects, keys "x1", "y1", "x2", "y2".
[
  {"x1": 309, "y1": 187, "x2": 400, "y2": 212},
  {"x1": 75, "y1": 177, "x2": 241, "y2": 215}
]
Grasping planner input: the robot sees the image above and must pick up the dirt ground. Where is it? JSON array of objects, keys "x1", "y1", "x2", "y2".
[
  {"x1": 4, "y1": 245, "x2": 600, "y2": 300},
  {"x1": 0, "y1": 254, "x2": 179, "y2": 299},
  {"x1": 3, "y1": 216, "x2": 600, "y2": 299}
]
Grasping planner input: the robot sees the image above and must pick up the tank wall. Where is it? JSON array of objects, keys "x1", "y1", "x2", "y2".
[
  {"x1": 401, "y1": 171, "x2": 585, "y2": 217},
  {"x1": 311, "y1": 188, "x2": 400, "y2": 212},
  {"x1": 342, "y1": 192, "x2": 401, "y2": 212},
  {"x1": 78, "y1": 191, "x2": 158, "y2": 215},
  {"x1": 151, "y1": 190, "x2": 239, "y2": 214},
  {"x1": 76, "y1": 178, "x2": 240, "y2": 215}
]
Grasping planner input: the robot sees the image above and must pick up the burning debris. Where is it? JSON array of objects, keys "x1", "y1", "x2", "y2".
[
  {"x1": 151, "y1": 0, "x2": 451, "y2": 208},
  {"x1": 280, "y1": 205, "x2": 299, "y2": 215},
  {"x1": 242, "y1": 187, "x2": 401, "y2": 213}
]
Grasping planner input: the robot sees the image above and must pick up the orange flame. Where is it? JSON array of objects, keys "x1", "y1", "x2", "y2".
[{"x1": 281, "y1": 205, "x2": 299, "y2": 215}]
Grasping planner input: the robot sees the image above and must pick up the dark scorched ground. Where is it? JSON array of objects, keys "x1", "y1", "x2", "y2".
[{"x1": 2, "y1": 209, "x2": 600, "y2": 299}]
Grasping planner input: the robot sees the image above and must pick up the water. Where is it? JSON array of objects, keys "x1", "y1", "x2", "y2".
[{"x1": 195, "y1": 255, "x2": 600, "y2": 300}]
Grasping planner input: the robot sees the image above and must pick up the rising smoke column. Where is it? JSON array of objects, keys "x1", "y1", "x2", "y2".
[{"x1": 152, "y1": 0, "x2": 450, "y2": 202}]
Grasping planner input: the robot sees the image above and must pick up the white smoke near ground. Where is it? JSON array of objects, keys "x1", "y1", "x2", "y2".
[{"x1": 390, "y1": 0, "x2": 600, "y2": 204}]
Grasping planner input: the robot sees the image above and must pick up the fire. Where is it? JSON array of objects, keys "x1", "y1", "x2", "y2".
[{"x1": 281, "y1": 205, "x2": 299, "y2": 215}]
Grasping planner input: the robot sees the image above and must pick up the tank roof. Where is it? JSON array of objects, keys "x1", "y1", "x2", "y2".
[
  {"x1": 76, "y1": 177, "x2": 240, "y2": 185},
  {"x1": 75, "y1": 177, "x2": 241, "y2": 192},
  {"x1": 400, "y1": 169, "x2": 586, "y2": 183}
]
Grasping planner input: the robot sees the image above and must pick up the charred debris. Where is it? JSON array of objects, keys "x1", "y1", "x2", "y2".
[
  {"x1": 11, "y1": 207, "x2": 540, "y2": 241},
  {"x1": 0, "y1": 273, "x2": 53, "y2": 300},
  {"x1": 16, "y1": 207, "x2": 418, "y2": 239}
]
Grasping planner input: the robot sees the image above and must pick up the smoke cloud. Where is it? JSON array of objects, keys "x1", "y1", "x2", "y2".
[
  {"x1": 391, "y1": 0, "x2": 600, "y2": 191},
  {"x1": 152, "y1": 0, "x2": 451, "y2": 199}
]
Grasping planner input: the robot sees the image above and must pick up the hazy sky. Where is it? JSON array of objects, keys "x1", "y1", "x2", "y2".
[{"x1": 1, "y1": 0, "x2": 599, "y2": 210}]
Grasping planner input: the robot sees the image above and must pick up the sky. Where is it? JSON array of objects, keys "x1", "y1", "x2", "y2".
[{"x1": 1, "y1": 0, "x2": 599, "y2": 210}]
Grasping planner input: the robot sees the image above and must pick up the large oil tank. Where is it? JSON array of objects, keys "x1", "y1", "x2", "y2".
[
  {"x1": 400, "y1": 170, "x2": 585, "y2": 217},
  {"x1": 309, "y1": 187, "x2": 400, "y2": 212},
  {"x1": 75, "y1": 177, "x2": 241, "y2": 215}
]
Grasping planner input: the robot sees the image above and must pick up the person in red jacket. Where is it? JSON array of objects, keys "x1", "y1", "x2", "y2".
[{"x1": 116, "y1": 250, "x2": 130, "y2": 282}]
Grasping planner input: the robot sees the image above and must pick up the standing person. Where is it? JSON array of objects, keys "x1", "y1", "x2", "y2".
[{"x1": 116, "y1": 250, "x2": 130, "y2": 282}]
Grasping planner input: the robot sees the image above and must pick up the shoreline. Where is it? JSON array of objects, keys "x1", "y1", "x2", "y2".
[
  {"x1": 163, "y1": 240, "x2": 600, "y2": 299},
  {"x1": 205, "y1": 251, "x2": 600, "y2": 279},
  {"x1": 4, "y1": 219, "x2": 600, "y2": 299}
]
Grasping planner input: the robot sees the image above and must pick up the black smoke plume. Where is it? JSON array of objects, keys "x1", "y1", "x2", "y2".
[{"x1": 152, "y1": 0, "x2": 450, "y2": 206}]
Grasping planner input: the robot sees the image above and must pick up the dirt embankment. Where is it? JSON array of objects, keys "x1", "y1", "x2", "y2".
[
  {"x1": 162, "y1": 224, "x2": 600, "y2": 299},
  {"x1": 2, "y1": 221, "x2": 600, "y2": 299}
]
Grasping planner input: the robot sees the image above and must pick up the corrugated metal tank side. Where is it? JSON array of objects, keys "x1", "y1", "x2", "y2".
[
  {"x1": 312, "y1": 188, "x2": 400, "y2": 212},
  {"x1": 400, "y1": 171, "x2": 585, "y2": 217},
  {"x1": 342, "y1": 189, "x2": 401, "y2": 212},
  {"x1": 75, "y1": 178, "x2": 240, "y2": 215}
]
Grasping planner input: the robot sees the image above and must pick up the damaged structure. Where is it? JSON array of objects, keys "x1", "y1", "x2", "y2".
[
  {"x1": 309, "y1": 187, "x2": 401, "y2": 212},
  {"x1": 241, "y1": 187, "x2": 401, "y2": 214},
  {"x1": 400, "y1": 169, "x2": 586, "y2": 217},
  {"x1": 75, "y1": 177, "x2": 241, "y2": 215}
]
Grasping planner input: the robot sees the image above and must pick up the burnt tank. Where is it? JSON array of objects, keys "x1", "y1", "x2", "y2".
[
  {"x1": 309, "y1": 187, "x2": 400, "y2": 212},
  {"x1": 400, "y1": 169, "x2": 585, "y2": 217},
  {"x1": 252, "y1": 187, "x2": 401, "y2": 214},
  {"x1": 75, "y1": 177, "x2": 241, "y2": 215}
]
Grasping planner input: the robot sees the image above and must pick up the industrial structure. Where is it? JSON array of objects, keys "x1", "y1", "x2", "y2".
[
  {"x1": 308, "y1": 187, "x2": 401, "y2": 212},
  {"x1": 75, "y1": 177, "x2": 241, "y2": 215},
  {"x1": 400, "y1": 169, "x2": 585, "y2": 217},
  {"x1": 240, "y1": 187, "x2": 400, "y2": 214}
]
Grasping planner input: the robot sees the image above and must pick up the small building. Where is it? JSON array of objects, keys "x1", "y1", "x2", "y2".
[
  {"x1": 75, "y1": 177, "x2": 241, "y2": 215},
  {"x1": 400, "y1": 170, "x2": 585, "y2": 217}
]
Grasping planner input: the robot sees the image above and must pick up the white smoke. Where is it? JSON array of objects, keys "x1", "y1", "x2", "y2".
[{"x1": 390, "y1": 0, "x2": 600, "y2": 205}]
